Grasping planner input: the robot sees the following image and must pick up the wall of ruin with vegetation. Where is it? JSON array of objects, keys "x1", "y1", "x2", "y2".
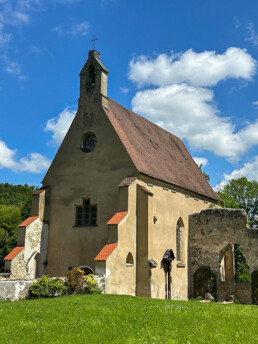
[{"x1": 189, "y1": 208, "x2": 258, "y2": 304}]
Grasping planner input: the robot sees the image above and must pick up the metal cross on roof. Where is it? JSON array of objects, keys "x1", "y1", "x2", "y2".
[{"x1": 91, "y1": 35, "x2": 98, "y2": 50}]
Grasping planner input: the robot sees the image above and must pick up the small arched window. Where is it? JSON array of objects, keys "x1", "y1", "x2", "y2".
[
  {"x1": 126, "y1": 252, "x2": 134, "y2": 267},
  {"x1": 176, "y1": 218, "x2": 184, "y2": 262}
]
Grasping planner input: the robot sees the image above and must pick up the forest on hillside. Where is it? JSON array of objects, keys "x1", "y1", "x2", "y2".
[{"x1": 0, "y1": 183, "x2": 38, "y2": 271}]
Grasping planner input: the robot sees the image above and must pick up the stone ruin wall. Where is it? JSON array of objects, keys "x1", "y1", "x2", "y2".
[
  {"x1": 10, "y1": 250, "x2": 27, "y2": 280},
  {"x1": 189, "y1": 208, "x2": 258, "y2": 304}
]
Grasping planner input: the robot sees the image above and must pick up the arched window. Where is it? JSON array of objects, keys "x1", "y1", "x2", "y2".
[
  {"x1": 176, "y1": 218, "x2": 184, "y2": 262},
  {"x1": 126, "y1": 252, "x2": 134, "y2": 267}
]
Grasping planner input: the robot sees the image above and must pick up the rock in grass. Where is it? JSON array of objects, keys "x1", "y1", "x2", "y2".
[{"x1": 205, "y1": 293, "x2": 214, "y2": 301}]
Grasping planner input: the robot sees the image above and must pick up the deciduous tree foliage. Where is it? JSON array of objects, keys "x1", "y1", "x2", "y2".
[
  {"x1": 0, "y1": 183, "x2": 37, "y2": 219},
  {"x1": 0, "y1": 205, "x2": 22, "y2": 270},
  {"x1": 217, "y1": 177, "x2": 258, "y2": 227},
  {"x1": 198, "y1": 164, "x2": 210, "y2": 182},
  {"x1": 0, "y1": 183, "x2": 38, "y2": 271}
]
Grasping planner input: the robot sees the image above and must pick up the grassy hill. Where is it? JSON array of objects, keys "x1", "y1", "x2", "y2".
[{"x1": 0, "y1": 294, "x2": 257, "y2": 344}]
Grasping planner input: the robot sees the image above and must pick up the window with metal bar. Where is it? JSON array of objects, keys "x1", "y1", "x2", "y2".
[{"x1": 75, "y1": 199, "x2": 97, "y2": 226}]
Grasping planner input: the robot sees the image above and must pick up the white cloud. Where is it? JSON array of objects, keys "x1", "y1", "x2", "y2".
[
  {"x1": 0, "y1": 0, "x2": 40, "y2": 49},
  {"x1": 32, "y1": 45, "x2": 42, "y2": 53},
  {"x1": 233, "y1": 16, "x2": 242, "y2": 30},
  {"x1": 0, "y1": 0, "x2": 40, "y2": 77},
  {"x1": 223, "y1": 156, "x2": 258, "y2": 181},
  {"x1": 17, "y1": 0, "x2": 40, "y2": 11},
  {"x1": 0, "y1": 33, "x2": 11, "y2": 46},
  {"x1": 129, "y1": 48, "x2": 258, "y2": 160},
  {"x1": 246, "y1": 22, "x2": 258, "y2": 46},
  {"x1": 120, "y1": 87, "x2": 130, "y2": 94},
  {"x1": 52, "y1": 25, "x2": 63, "y2": 35},
  {"x1": 0, "y1": 2, "x2": 31, "y2": 27},
  {"x1": 216, "y1": 156, "x2": 258, "y2": 190},
  {"x1": 70, "y1": 21, "x2": 89, "y2": 37},
  {"x1": 0, "y1": 140, "x2": 17, "y2": 169},
  {"x1": 0, "y1": 139, "x2": 50, "y2": 173},
  {"x1": 2, "y1": 55, "x2": 25, "y2": 79},
  {"x1": 193, "y1": 157, "x2": 208, "y2": 167},
  {"x1": 128, "y1": 48, "x2": 256, "y2": 88},
  {"x1": 253, "y1": 101, "x2": 258, "y2": 109},
  {"x1": 55, "y1": 0, "x2": 82, "y2": 3},
  {"x1": 53, "y1": 21, "x2": 90, "y2": 37},
  {"x1": 45, "y1": 107, "x2": 76, "y2": 145},
  {"x1": 132, "y1": 84, "x2": 258, "y2": 160},
  {"x1": 17, "y1": 153, "x2": 50, "y2": 173}
]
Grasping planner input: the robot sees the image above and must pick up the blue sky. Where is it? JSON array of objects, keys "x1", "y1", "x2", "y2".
[{"x1": 0, "y1": 0, "x2": 257, "y2": 188}]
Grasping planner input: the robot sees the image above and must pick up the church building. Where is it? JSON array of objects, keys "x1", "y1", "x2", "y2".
[{"x1": 5, "y1": 50, "x2": 223, "y2": 300}]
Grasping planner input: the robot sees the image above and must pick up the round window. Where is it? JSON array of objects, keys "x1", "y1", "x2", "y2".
[{"x1": 81, "y1": 134, "x2": 97, "y2": 153}]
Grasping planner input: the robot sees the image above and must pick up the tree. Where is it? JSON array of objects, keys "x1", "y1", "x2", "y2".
[
  {"x1": 0, "y1": 183, "x2": 38, "y2": 220},
  {"x1": 0, "y1": 205, "x2": 22, "y2": 270},
  {"x1": 0, "y1": 183, "x2": 38, "y2": 271},
  {"x1": 217, "y1": 177, "x2": 258, "y2": 227},
  {"x1": 234, "y1": 244, "x2": 251, "y2": 283},
  {"x1": 198, "y1": 164, "x2": 210, "y2": 182}
]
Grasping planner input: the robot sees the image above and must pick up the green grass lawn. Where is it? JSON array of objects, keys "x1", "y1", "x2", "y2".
[{"x1": 0, "y1": 294, "x2": 257, "y2": 344}]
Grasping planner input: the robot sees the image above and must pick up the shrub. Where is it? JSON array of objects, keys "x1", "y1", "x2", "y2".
[
  {"x1": 28, "y1": 275, "x2": 67, "y2": 299},
  {"x1": 84, "y1": 274, "x2": 102, "y2": 294},
  {"x1": 67, "y1": 268, "x2": 85, "y2": 294}
]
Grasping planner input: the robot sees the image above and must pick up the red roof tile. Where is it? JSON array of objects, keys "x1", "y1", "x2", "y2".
[
  {"x1": 94, "y1": 243, "x2": 118, "y2": 261},
  {"x1": 104, "y1": 98, "x2": 219, "y2": 201},
  {"x1": 4, "y1": 246, "x2": 24, "y2": 260},
  {"x1": 107, "y1": 211, "x2": 128, "y2": 225},
  {"x1": 19, "y1": 216, "x2": 38, "y2": 227}
]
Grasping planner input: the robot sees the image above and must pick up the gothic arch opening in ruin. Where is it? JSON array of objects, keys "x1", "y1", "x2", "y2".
[
  {"x1": 194, "y1": 267, "x2": 217, "y2": 300},
  {"x1": 234, "y1": 244, "x2": 250, "y2": 283}
]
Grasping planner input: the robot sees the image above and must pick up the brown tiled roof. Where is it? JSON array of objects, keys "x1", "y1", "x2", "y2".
[
  {"x1": 118, "y1": 177, "x2": 137, "y2": 187},
  {"x1": 33, "y1": 187, "x2": 48, "y2": 195},
  {"x1": 107, "y1": 211, "x2": 128, "y2": 225},
  {"x1": 19, "y1": 216, "x2": 38, "y2": 227},
  {"x1": 4, "y1": 246, "x2": 24, "y2": 260},
  {"x1": 94, "y1": 243, "x2": 118, "y2": 261},
  {"x1": 104, "y1": 98, "x2": 218, "y2": 201}
]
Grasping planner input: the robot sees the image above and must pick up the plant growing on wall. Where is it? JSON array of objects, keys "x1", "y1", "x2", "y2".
[
  {"x1": 28, "y1": 276, "x2": 67, "y2": 298},
  {"x1": 84, "y1": 274, "x2": 101, "y2": 294},
  {"x1": 66, "y1": 268, "x2": 85, "y2": 294}
]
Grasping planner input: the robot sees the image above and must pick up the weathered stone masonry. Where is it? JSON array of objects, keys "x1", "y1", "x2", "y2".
[{"x1": 189, "y1": 208, "x2": 258, "y2": 304}]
